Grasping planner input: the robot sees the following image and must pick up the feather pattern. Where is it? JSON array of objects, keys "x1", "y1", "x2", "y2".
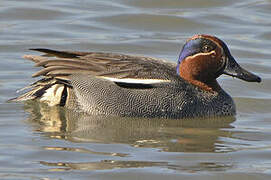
[
  {"x1": 24, "y1": 49, "x2": 178, "y2": 82},
  {"x1": 11, "y1": 49, "x2": 178, "y2": 103}
]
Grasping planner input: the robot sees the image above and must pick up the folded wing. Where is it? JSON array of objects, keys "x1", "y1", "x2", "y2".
[
  {"x1": 27, "y1": 48, "x2": 177, "y2": 82},
  {"x1": 11, "y1": 49, "x2": 178, "y2": 104}
]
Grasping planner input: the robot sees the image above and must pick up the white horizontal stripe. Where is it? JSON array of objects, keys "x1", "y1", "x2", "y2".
[
  {"x1": 187, "y1": 50, "x2": 216, "y2": 60},
  {"x1": 99, "y1": 77, "x2": 171, "y2": 84}
]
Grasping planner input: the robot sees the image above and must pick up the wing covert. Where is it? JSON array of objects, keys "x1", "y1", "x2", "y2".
[{"x1": 24, "y1": 49, "x2": 179, "y2": 84}]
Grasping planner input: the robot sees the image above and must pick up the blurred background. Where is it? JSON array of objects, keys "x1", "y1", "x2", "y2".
[{"x1": 0, "y1": 0, "x2": 271, "y2": 179}]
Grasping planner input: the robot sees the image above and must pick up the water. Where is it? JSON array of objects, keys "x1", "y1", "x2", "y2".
[{"x1": 0, "y1": 0, "x2": 271, "y2": 179}]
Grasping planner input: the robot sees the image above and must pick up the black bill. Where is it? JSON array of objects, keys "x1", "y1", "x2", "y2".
[{"x1": 223, "y1": 55, "x2": 261, "y2": 83}]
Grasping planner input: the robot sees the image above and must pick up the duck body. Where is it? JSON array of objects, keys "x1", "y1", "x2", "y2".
[
  {"x1": 11, "y1": 35, "x2": 261, "y2": 119},
  {"x1": 68, "y1": 69, "x2": 235, "y2": 119}
]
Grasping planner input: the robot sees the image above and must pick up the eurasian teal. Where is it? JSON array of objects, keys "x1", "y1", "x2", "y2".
[{"x1": 12, "y1": 34, "x2": 261, "y2": 119}]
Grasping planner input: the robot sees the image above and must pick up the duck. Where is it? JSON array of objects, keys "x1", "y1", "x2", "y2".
[{"x1": 11, "y1": 34, "x2": 261, "y2": 119}]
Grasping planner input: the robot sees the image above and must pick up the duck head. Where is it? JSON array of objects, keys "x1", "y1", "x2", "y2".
[{"x1": 177, "y1": 34, "x2": 261, "y2": 92}]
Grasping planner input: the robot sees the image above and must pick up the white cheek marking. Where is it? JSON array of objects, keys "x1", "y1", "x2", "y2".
[
  {"x1": 99, "y1": 77, "x2": 171, "y2": 84},
  {"x1": 187, "y1": 50, "x2": 216, "y2": 60}
]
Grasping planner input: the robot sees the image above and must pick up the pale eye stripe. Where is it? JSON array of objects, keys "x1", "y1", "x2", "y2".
[
  {"x1": 189, "y1": 50, "x2": 216, "y2": 59},
  {"x1": 99, "y1": 77, "x2": 171, "y2": 84}
]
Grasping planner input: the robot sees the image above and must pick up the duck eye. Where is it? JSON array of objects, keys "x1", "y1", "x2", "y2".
[{"x1": 202, "y1": 45, "x2": 212, "y2": 53}]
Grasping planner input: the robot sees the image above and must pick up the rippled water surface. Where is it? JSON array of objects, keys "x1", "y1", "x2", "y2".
[{"x1": 0, "y1": 0, "x2": 271, "y2": 179}]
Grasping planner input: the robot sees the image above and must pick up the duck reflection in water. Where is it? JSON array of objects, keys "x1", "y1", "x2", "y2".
[{"x1": 25, "y1": 101, "x2": 235, "y2": 153}]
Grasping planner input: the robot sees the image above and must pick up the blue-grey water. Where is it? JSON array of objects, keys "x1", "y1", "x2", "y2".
[{"x1": 0, "y1": 0, "x2": 271, "y2": 179}]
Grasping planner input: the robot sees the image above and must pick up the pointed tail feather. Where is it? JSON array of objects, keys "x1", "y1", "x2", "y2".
[
  {"x1": 29, "y1": 48, "x2": 85, "y2": 58},
  {"x1": 9, "y1": 78, "x2": 70, "y2": 106}
]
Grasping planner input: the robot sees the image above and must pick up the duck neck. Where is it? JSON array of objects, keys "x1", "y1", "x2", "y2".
[
  {"x1": 188, "y1": 79, "x2": 222, "y2": 93},
  {"x1": 178, "y1": 66, "x2": 222, "y2": 93}
]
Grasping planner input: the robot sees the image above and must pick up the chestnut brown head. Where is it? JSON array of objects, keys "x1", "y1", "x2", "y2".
[{"x1": 177, "y1": 35, "x2": 261, "y2": 87}]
